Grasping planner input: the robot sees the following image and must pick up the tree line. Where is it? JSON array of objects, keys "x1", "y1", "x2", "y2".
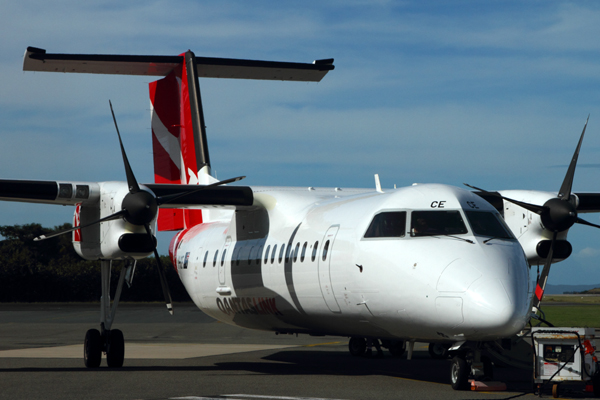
[{"x1": 0, "y1": 223, "x2": 191, "y2": 302}]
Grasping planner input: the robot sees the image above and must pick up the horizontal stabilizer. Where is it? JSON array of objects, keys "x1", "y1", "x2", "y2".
[{"x1": 23, "y1": 47, "x2": 334, "y2": 82}]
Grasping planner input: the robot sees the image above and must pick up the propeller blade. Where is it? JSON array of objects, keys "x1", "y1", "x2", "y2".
[
  {"x1": 463, "y1": 183, "x2": 491, "y2": 193},
  {"x1": 464, "y1": 183, "x2": 544, "y2": 214},
  {"x1": 156, "y1": 175, "x2": 246, "y2": 206},
  {"x1": 576, "y1": 216, "x2": 600, "y2": 229},
  {"x1": 33, "y1": 210, "x2": 126, "y2": 241},
  {"x1": 144, "y1": 224, "x2": 173, "y2": 315},
  {"x1": 109, "y1": 100, "x2": 140, "y2": 194},
  {"x1": 532, "y1": 231, "x2": 557, "y2": 310},
  {"x1": 558, "y1": 115, "x2": 589, "y2": 201}
]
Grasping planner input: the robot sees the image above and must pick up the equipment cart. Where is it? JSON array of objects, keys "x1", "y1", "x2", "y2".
[{"x1": 532, "y1": 327, "x2": 600, "y2": 398}]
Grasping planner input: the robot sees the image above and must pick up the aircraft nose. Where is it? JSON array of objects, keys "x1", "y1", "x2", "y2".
[{"x1": 462, "y1": 276, "x2": 529, "y2": 339}]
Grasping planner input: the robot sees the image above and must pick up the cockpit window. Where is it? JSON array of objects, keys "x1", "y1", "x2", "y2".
[
  {"x1": 411, "y1": 210, "x2": 468, "y2": 237},
  {"x1": 364, "y1": 211, "x2": 406, "y2": 238},
  {"x1": 465, "y1": 211, "x2": 514, "y2": 239}
]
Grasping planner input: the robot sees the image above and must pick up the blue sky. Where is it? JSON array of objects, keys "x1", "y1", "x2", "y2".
[{"x1": 1, "y1": 1, "x2": 600, "y2": 285}]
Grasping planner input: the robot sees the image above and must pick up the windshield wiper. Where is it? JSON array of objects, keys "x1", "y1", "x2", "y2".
[
  {"x1": 483, "y1": 236, "x2": 511, "y2": 244},
  {"x1": 431, "y1": 234, "x2": 474, "y2": 244}
]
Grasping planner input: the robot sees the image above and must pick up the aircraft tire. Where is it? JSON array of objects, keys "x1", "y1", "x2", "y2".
[
  {"x1": 106, "y1": 329, "x2": 125, "y2": 368},
  {"x1": 428, "y1": 342, "x2": 449, "y2": 359},
  {"x1": 84, "y1": 329, "x2": 102, "y2": 368},
  {"x1": 450, "y1": 356, "x2": 469, "y2": 390},
  {"x1": 388, "y1": 340, "x2": 406, "y2": 357},
  {"x1": 348, "y1": 337, "x2": 366, "y2": 356}
]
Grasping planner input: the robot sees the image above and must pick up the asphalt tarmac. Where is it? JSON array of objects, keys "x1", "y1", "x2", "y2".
[{"x1": 0, "y1": 303, "x2": 594, "y2": 400}]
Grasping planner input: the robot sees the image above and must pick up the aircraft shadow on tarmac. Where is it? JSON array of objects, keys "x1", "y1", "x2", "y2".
[{"x1": 0, "y1": 348, "x2": 545, "y2": 397}]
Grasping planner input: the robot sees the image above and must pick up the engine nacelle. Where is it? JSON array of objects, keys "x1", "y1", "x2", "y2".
[
  {"x1": 498, "y1": 190, "x2": 574, "y2": 265},
  {"x1": 73, "y1": 181, "x2": 157, "y2": 260}
]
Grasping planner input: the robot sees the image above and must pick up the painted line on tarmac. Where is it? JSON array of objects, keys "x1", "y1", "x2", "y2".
[
  {"x1": 302, "y1": 341, "x2": 343, "y2": 347},
  {"x1": 170, "y1": 396, "x2": 349, "y2": 400},
  {"x1": 226, "y1": 395, "x2": 349, "y2": 400},
  {"x1": 0, "y1": 343, "x2": 297, "y2": 359}
]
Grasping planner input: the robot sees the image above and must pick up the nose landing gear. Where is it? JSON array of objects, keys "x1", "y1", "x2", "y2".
[{"x1": 449, "y1": 344, "x2": 494, "y2": 390}]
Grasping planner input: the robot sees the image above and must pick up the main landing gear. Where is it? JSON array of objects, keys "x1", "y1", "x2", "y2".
[
  {"x1": 348, "y1": 337, "x2": 406, "y2": 357},
  {"x1": 84, "y1": 259, "x2": 134, "y2": 368},
  {"x1": 84, "y1": 327, "x2": 124, "y2": 368}
]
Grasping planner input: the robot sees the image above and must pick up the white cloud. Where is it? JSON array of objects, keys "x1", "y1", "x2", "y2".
[
  {"x1": 2, "y1": 1, "x2": 600, "y2": 282},
  {"x1": 577, "y1": 247, "x2": 600, "y2": 258}
]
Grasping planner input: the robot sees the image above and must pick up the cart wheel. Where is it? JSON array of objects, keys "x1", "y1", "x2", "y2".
[{"x1": 552, "y1": 383, "x2": 559, "y2": 398}]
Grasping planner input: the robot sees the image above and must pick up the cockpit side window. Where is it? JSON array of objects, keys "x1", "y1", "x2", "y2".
[
  {"x1": 364, "y1": 211, "x2": 406, "y2": 238},
  {"x1": 411, "y1": 210, "x2": 468, "y2": 237},
  {"x1": 465, "y1": 211, "x2": 515, "y2": 239}
]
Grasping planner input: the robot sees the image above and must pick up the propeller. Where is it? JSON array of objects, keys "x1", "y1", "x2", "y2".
[
  {"x1": 34, "y1": 101, "x2": 246, "y2": 315},
  {"x1": 466, "y1": 116, "x2": 597, "y2": 310},
  {"x1": 108, "y1": 101, "x2": 174, "y2": 314}
]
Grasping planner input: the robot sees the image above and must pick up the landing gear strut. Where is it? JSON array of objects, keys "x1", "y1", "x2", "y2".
[{"x1": 84, "y1": 259, "x2": 133, "y2": 368}]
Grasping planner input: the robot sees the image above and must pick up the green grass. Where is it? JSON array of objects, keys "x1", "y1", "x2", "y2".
[
  {"x1": 541, "y1": 305, "x2": 600, "y2": 328},
  {"x1": 544, "y1": 295, "x2": 600, "y2": 304}
]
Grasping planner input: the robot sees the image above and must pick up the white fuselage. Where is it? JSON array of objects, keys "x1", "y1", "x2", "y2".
[{"x1": 171, "y1": 183, "x2": 531, "y2": 343}]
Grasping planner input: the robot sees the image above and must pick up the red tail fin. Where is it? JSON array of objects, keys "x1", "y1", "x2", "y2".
[{"x1": 150, "y1": 52, "x2": 208, "y2": 231}]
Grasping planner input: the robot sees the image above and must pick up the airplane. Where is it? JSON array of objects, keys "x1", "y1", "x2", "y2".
[{"x1": 1, "y1": 46, "x2": 600, "y2": 391}]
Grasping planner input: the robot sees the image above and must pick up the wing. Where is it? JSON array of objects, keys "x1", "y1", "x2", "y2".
[{"x1": 0, "y1": 179, "x2": 253, "y2": 208}]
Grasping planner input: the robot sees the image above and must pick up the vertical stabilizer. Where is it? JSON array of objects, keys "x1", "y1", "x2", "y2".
[{"x1": 150, "y1": 51, "x2": 212, "y2": 230}]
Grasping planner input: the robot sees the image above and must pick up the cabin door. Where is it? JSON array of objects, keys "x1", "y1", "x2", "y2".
[{"x1": 318, "y1": 225, "x2": 341, "y2": 313}]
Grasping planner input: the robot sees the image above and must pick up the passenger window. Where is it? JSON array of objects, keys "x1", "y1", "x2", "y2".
[
  {"x1": 279, "y1": 244, "x2": 285, "y2": 263},
  {"x1": 293, "y1": 243, "x2": 300, "y2": 262},
  {"x1": 256, "y1": 245, "x2": 264, "y2": 265},
  {"x1": 213, "y1": 250, "x2": 219, "y2": 267},
  {"x1": 271, "y1": 244, "x2": 277, "y2": 264},
  {"x1": 365, "y1": 211, "x2": 406, "y2": 238},
  {"x1": 285, "y1": 243, "x2": 291, "y2": 263},
  {"x1": 300, "y1": 242, "x2": 307, "y2": 262},
  {"x1": 232, "y1": 247, "x2": 240, "y2": 266},
  {"x1": 264, "y1": 245, "x2": 271, "y2": 264},
  {"x1": 203, "y1": 251, "x2": 208, "y2": 268},
  {"x1": 248, "y1": 246, "x2": 255, "y2": 265},
  {"x1": 411, "y1": 210, "x2": 468, "y2": 237},
  {"x1": 221, "y1": 249, "x2": 227, "y2": 266},
  {"x1": 311, "y1": 241, "x2": 319, "y2": 262},
  {"x1": 322, "y1": 240, "x2": 330, "y2": 261}
]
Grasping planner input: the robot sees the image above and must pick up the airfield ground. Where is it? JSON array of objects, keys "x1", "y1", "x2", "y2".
[{"x1": 0, "y1": 302, "x2": 599, "y2": 400}]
